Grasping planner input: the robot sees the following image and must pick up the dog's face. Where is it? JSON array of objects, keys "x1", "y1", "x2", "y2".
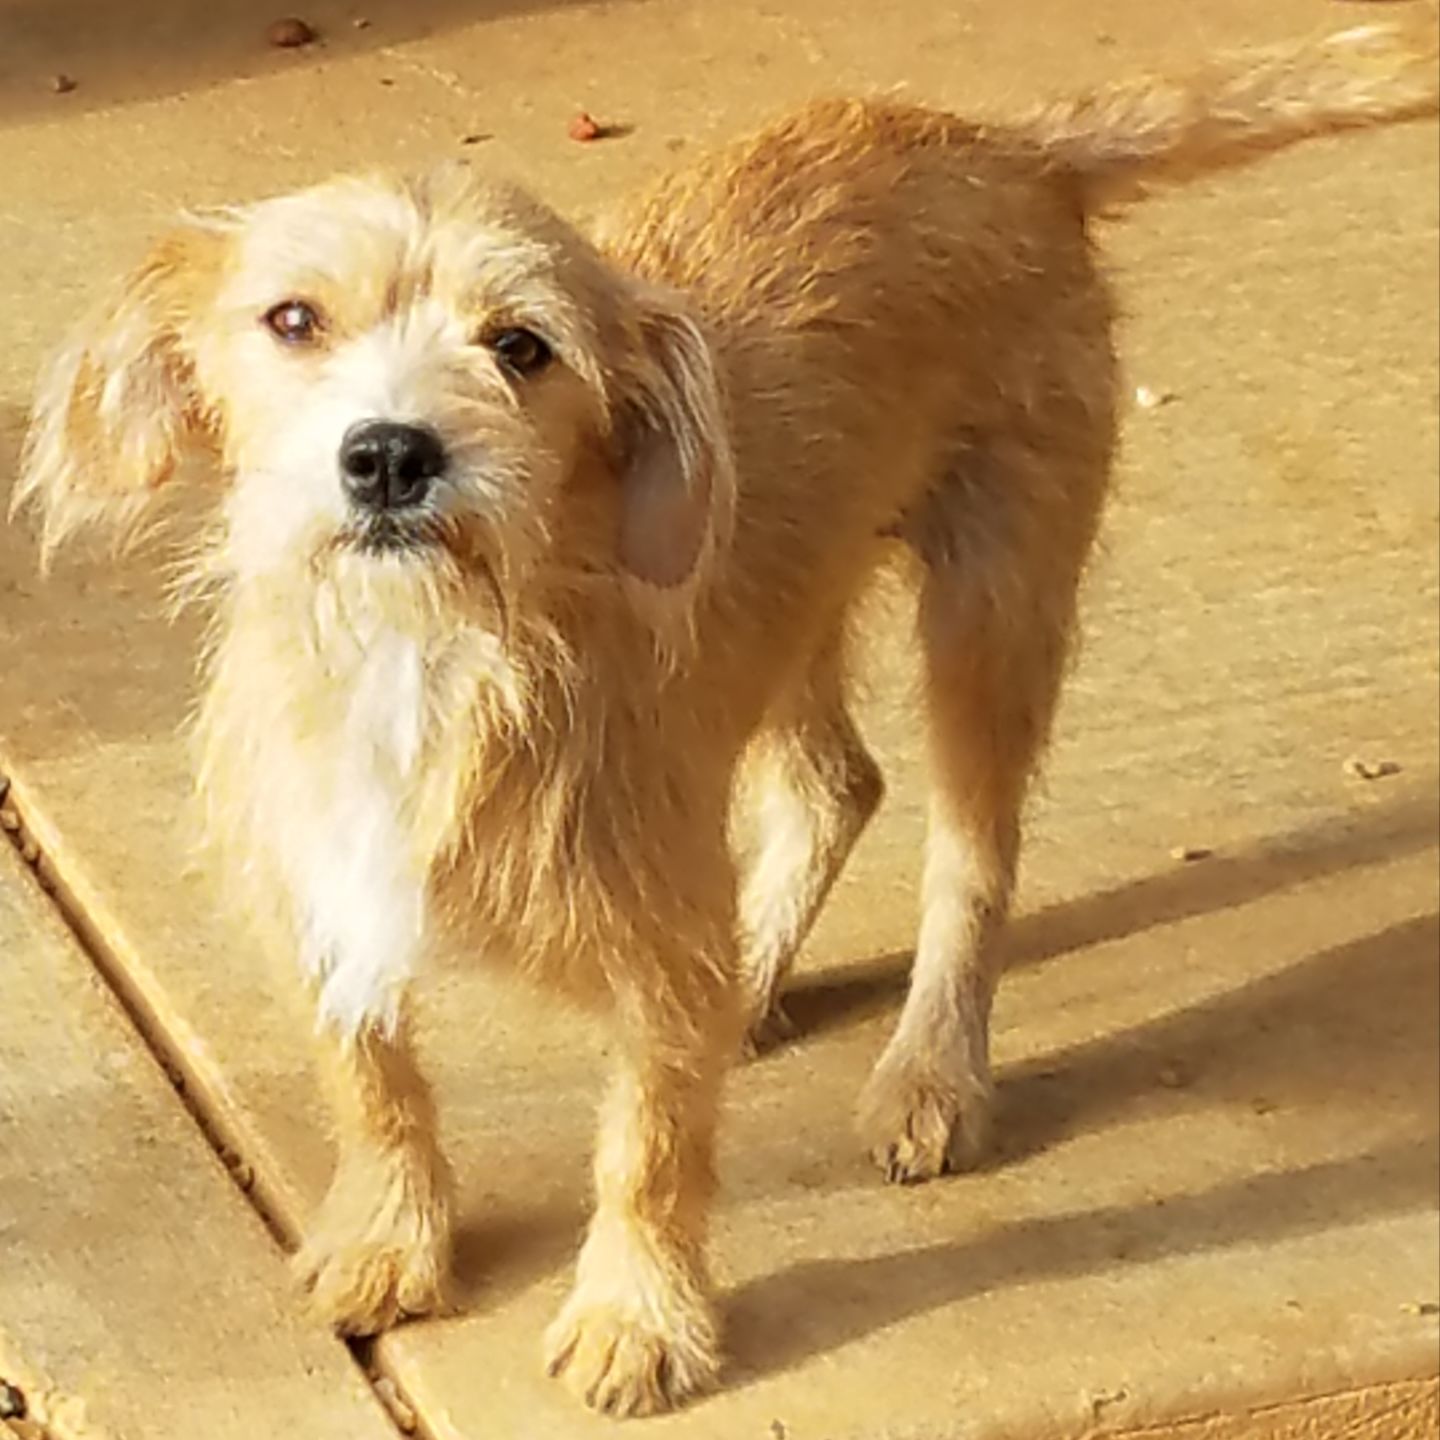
[
  {"x1": 207, "y1": 174, "x2": 620, "y2": 589},
  {"x1": 16, "y1": 168, "x2": 732, "y2": 638}
]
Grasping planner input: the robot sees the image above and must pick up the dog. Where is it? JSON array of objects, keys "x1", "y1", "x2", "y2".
[{"x1": 13, "y1": 19, "x2": 1437, "y2": 1417}]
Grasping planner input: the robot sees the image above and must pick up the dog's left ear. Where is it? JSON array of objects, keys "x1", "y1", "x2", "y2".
[
  {"x1": 612, "y1": 293, "x2": 735, "y2": 596},
  {"x1": 13, "y1": 225, "x2": 224, "y2": 562}
]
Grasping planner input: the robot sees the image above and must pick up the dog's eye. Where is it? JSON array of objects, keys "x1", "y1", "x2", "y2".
[
  {"x1": 489, "y1": 327, "x2": 552, "y2": 377},
  {"x1": 262, "y1": 299, "x2": 323, "y2": 345}
]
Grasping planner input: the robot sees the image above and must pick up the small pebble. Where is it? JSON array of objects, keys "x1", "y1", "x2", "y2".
[
  {"x1": 51, "y1": 73, "x2": 77, "y2": 94},
  {"x1": 352, "y1": 15, "x2": 371, "y2": 28},
  {"x1": 1135, "y1": 384, "x2": 1176, "y2": 411},
  {"x1": 234, "y1": 1161, "x2": 256, "y2": 1191},
  {"x1": 0, "y1": 1379, "x2": 25, "y2": 1420},
  {"x1": 568, "y1": 111, "x2": 602, "y2": 142},
  {"x1": 1344, "y1": 755, "x2": 1401, "y2": 781},
  {"x1": 1402, "y1": 1300, "x2": 1440, "y2": 1317},
  {"x1": 459, "y1": 133, "x2": 491, "y2": 146},
  {"x1": 0, "y1": 808, "x2": 19, "y2": 832},
  {"x1": 19, "y1": 838, "x2": 38, "y2": 865},
  {"x1": 1170, "y1": 844, "x2": 1213, "y2": 862},
  {"x1": 770, "y1": 1422, "x2": 788, "y2": 1440},
  {"x1": 374, "y1": 1377, "x2": 417, "y2": 1432},
  {"x1": 266, "y1": 17, "x2": 317, "y2": 47},
  {"x1": 1088, "y1": 1386, "x2": 1129, "y2": 1421},
  {"x1": 1251, "y1": 1096, "x2": 1277, "y2": 1116}
]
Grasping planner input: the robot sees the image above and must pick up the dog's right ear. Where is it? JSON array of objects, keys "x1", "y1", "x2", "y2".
[{"x1": 12, "y1": 225, "x2": 225, "y2": 563}]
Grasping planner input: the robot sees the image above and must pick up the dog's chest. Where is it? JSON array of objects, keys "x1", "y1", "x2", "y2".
[
  {"x1": 286, "y1": 626, "x2": 433, "y2": 1032},
  {"x1": 338, "y1": 625, "x2": 426, "y2": 776}
]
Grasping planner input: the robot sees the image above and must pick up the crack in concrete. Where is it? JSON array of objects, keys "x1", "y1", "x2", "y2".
[{"x1": 0, "y1": 767, "x2": 423, "y2": 1440}]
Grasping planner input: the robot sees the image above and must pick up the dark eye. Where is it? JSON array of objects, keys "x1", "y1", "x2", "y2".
[
  {"x1": 490, "y1": 327, "x2": 552, "y2": 377},
  {"x1": 262, "y1": 299, "x2": 323, "y2": 345}
]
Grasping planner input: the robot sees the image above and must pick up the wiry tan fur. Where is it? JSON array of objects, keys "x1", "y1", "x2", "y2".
[
  {"x1": 13, "y1": 19, "x2": 1436, "y2": 1417},
  {"x1": 294, "y1": 1012, "x2": 455, "y2": 1334}
]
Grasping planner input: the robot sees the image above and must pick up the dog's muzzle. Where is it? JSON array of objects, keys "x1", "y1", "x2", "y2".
[{"x1": 339, "y1": 420, "x2": 448, "y2": 512}]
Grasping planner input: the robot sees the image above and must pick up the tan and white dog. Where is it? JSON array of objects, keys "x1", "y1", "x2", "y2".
[{"x1": 14, "y1": 21, "x2": 1436, "y2": 1417}]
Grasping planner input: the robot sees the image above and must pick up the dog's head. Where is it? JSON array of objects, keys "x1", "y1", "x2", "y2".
[{"x1": 15, "y1": 167, "x2": 733, "y2": 649}]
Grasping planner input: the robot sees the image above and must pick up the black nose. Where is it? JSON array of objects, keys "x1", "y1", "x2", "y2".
[{"x1": 339, "y1": 421, "x2": 447, "y2": 510}]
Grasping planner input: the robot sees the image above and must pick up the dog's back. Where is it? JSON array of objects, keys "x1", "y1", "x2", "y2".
[
  {"x1": 606, "y1": 99, "x2": 1115, "y2": 723},
  {"x1": 601, "y1": 18, "x2": 1440, "y2": 1179},
  {"x1": 600, "y1": 20, "x2": 1437, "y2": 708}
]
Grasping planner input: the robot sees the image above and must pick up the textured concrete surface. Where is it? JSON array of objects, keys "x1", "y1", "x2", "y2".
[
  {"x1": 0, "y1": 1, "x2": 1437, "y2": 1437},
  {"x1": 1111, "y1": 1377, "x2": 1438, "y2": 1440}
]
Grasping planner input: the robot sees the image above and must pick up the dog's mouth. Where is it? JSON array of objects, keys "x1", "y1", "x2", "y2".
[
  {"x1": 342, "y1": 512, "x2": 445, "y2": 557},
  {"x1": 328, "y1": 506, "x2": 512, "y2": 640}
]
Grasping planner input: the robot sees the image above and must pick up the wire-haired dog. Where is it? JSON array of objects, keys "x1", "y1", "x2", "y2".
[{"x1": 14, "y1": 20, "x2": 1436, "y2": 1417}]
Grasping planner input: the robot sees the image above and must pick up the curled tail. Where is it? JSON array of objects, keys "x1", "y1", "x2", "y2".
[{"x1": 1018, "y1": 17, "x2": 1439, "y2": 203}]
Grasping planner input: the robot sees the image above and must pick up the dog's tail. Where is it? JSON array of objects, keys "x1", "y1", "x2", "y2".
[{"x1": 1017, "y1": 17, "x2": 1439, "y2": 205}]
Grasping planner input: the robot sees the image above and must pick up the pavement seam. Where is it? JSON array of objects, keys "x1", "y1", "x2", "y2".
[{"x1": 0, "y1": 767, "x2": 427, "y2": 1440}]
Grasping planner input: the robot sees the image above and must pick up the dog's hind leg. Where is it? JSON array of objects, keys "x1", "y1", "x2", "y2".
[
  {"x1": 737, "y1": 637, "x2": 884, "y2": 1054},
  {"x1": 858, "y1": 437, "x2": 1102, "y2": 1183},
  {"x1": 293, "y1": 1010, "x2": 453, "y2": 1333}
]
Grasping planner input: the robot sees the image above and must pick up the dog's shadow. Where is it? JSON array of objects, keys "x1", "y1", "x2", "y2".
[
  {"x1": 724, "y1": 790, "x2": 1438, "y2": 1385},
  {"x1": 769, "y1": 789, "x2": 1438, "y2": 1179},
  {"x1": 728, "y1": 1132, "x2": 1438, "y2": 1385},
  {"x1": 729, "y1": 904, "x2": 1439, "y2": 1384},
  {"x1": 778, "y1": 786, "x2": 1438, "y2": 1044},
  {"x1": 450, "y1": 1203, "x2": 584, "y2": 1310}
]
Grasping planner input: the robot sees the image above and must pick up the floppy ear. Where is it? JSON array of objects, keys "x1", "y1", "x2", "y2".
[
  {"x1": 12, "y1": 227, "x2": 222, "y2": 561},
  {"x1": 612, "y1": 294, "x2": 735, "y2": 599}
]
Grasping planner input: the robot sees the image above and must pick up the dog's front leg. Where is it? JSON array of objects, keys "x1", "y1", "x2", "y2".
[
  {"x1": 545, "y1": 983, "x2": 738, "y2": 1416},
  {"x1": 294, "y1": 1011, "x2": 454, "y2": 1335}
]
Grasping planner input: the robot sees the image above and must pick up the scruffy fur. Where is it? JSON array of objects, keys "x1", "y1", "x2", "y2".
[{"x1": 14, "y1": 20, "x2": 1437, "y2": 1417}]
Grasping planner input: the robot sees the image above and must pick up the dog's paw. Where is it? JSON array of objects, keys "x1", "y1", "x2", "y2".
[
  {"x1": 857, "y1": 1059, "x2": 993, "y2": 1184},
  {"x1": 544, "y1": 1297, "x2": 721, "y2": 1417},
  {"x1": 294, "y1": 1165, "x2": 452, "y2": 1335},
  {"x1": 740, "y1": 996, "x2": 798, "y2": 1060},
  {"x1": 295, "y1": 1234, "x2": 447, "y2": 1335}
]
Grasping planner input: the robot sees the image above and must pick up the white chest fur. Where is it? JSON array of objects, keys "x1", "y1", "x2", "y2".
[{"x1": 281, "y1": 625, "x2": 430, "y2": 1035}]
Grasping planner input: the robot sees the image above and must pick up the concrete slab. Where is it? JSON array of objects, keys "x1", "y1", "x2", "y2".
[
  {"x1": 1, "y1": 2, "x2": 1437, "y2": 1437},
  {"x1": 0, "y1": 844, "x2": 397, "y2": 1440},
  {"x1": 1113, "y1": 1377, "x2": 1438, "y2": 1440}
]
